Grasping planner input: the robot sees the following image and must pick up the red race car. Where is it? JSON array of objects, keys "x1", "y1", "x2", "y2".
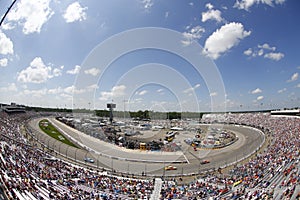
[{"x1": 200, "y1": 160, "x2": 210, "y2": 165}]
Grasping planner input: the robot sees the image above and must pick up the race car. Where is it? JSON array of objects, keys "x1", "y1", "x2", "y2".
[
  {"x1": 165, "y1": 165, "x2": 177, "y2": 170},
  {"x1": 84, "y1": 157, "x2": 95, "y2": 163},
  {"x1": 200, "y1": 160, "x2": 210, "y2": 165}
]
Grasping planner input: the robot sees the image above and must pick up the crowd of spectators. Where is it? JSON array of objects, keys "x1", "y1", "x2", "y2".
[
  {"x1": 160, "y1": 113, "x2": 300, "y2": 199},
  {"x1": 0, "y1": 111, "x2": 299, "y2": 199},
  {"x1": 0, "y1": 112, "x2": 154, "y2": 200}
]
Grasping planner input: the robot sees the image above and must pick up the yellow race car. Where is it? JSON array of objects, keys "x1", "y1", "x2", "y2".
[{"x1": 165, "y1": 165, "x2": 177, "y2": 171}]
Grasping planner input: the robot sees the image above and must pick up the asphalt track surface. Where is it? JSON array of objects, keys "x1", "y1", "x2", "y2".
[{"x1": 28, "y1": 117, "x2": 265, "y2": 177}]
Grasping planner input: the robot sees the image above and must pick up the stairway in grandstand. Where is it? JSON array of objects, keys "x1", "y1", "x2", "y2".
[{"x1": 150, "y1": 178, "x2": 162, "y2": 200}]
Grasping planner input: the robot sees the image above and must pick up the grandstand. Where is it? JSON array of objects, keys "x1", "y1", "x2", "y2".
[
  {"x1": 271, "y1": 109, "x2": 300, "y2": 116},
  {"x1": 0, "y1": 110, "x2": 299, "y2": 199},
  {"x1": 0, "y1": 103, "x2": 26, "y2": 114}
]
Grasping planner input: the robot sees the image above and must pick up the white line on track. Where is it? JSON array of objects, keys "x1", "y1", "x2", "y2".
[{"x1": 182, "y1": 152, "x2": 190, "y2": 164}]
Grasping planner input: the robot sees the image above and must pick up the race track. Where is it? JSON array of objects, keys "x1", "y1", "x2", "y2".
[{"x1": 28, "y1": 117, "x2": 265, "y2": 177}]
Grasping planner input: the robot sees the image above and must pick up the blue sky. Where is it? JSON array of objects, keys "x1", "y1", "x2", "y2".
[{"x1": 0, "y1": 0, "x2": 299, "y2": 112}]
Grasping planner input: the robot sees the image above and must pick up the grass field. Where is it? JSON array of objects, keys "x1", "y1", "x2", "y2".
[{"x1": 39, "y1": 119, "x2": 78, "y2": 148}]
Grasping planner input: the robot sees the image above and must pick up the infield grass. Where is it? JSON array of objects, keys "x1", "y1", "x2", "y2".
[{"x1": 39, "y1": 119, "x2": 78, "y2": 148}]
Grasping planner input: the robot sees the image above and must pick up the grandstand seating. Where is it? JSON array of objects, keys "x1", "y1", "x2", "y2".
[{"x1": 0, "y1": 111, "x2": 299, "y2": 199}]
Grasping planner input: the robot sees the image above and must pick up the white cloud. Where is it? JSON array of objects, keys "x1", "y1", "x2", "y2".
[
  {"x1": 291, "y1": 73, "x2": 299, "y2": 81},
  {"x1": 59, "y1": 93, "x2": 73, "y2": 100},
  {"x1": 206, "y1": 3, "x2": 214, "y2": 10},
  {"x1": 258, "y1": 43, "x2": 276, "y2": 51},
  {"x1": 63, "y1": 2, "x2": 87, "y2": 23},
  {"x1": 63, "y1": 86, "x2": 74, "y2": 94},
  {"x1": 287, "y1": 72, "x2": 298, "y2": 82},
  {"x1": 297, "y1": 83, "x2": 300, "y2": 88},
  {"x1": 182, "y1": 25, "x2": 205, "y2": 46},
  {"x1": 48, "y1": 87, "x2": 63, "y2": 94},
  {"x1": 53, "y1": 67, "x2": 63, "y2": 77},
  {"x1": 86, "y1": 84, "x2": 99, "y2": 91},
  {"x1": 1, "y1": 22, "x2": 15, "y2": 30},
  {"x1": 183, "y1": 88, "x2": 191, "y2": 94},
  {"x1": 7, "y1": 0, "x2": 54, "y2": 34},
  {"x1": 202, "y1": 3, "x2": 223, "y2": 23},
  {"x1": 99, "y1": 85, "x2": 126, "y2": 101},
  {"x1": 202, "y1": 9, "x2": 223, "y2": 23},
  {"x1": 234, "y1": 0, "x2": 286, "y2": 11},
  {"x1": 157, "y1": 89, "x2": 164, "y2": 93},
  {"x1": 0, "y1": 58, "x2": 8, "y2": 67},
  {"x1": 48, "y1": 84, "x2": 96, "y2": 97},
  {"x1": 67, "y1": 65, "x2": 81, "y2": 74},
  {"x1": 264, "y1": 52, "x2": 284, "y2": 61},
  {"x1": 244, "y1": 43, "x2": 284, "y2": 61},
  {"x1": 7, "y1": 83, "x2": 18, "y2": 92},
  {"x1": 84, "y1": 67, "x2": 100, "y2": 76},
  {"x1": 23, "y1": 88, "x2": 47, "y2": 98},
  {"x1": 64, "y1": 85, "x2": 86, "y2": 94},
  {"x1": 258, "y1": 49, "x2": 264, "y2": 56},
  {"x1": 244, "y1": 48, "x2": 252, "y2": 56},
  {"x1": 0, "y1": 83, "x2": 18, "y2": 92},
  {"x1": 136, "y1": 90, "x2": 148, "y2": 96},
  {"x1": 17, "y1": 57, "x2": 53, "y2": 83},
  {"x1": 141, "y1": 0, "x2": 153, "y2": 11},
  {"x1": 277, "y1": 88, "x2": 286, "y2": 93},
  {"x1": 222, "y1": 6, "x2": 228, "y2": 10},
  {"x1": 194, "y1": 83, "x2": 201, "y2": 89},
  {"x1": 0, "y1": 31, "x2": 14, "y2": 55},
  {"x1": 234, "y1": 0, "x2": 262, "y2": 11},
  {"x1": 165, "y1": 12, "x2": 169, "y2": 18},
  {"x1": 257, "y1": 95, "x2": 264, "y2": 101},
  {"x1": 203, "y1": 22, "x2": 251, "y2": 59},
  {"x1": 183, "y1": 84, "x2": 201, "y2": 93},
  {"x1": 210, "y1": 92, "x2": 218, "y2": 97},
  {"x1": 251, "y1": 88, "x2": 262, "y2": 94},
  {"x1": 132, "y1": 98, "x2": 143, "y2": 104}
]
